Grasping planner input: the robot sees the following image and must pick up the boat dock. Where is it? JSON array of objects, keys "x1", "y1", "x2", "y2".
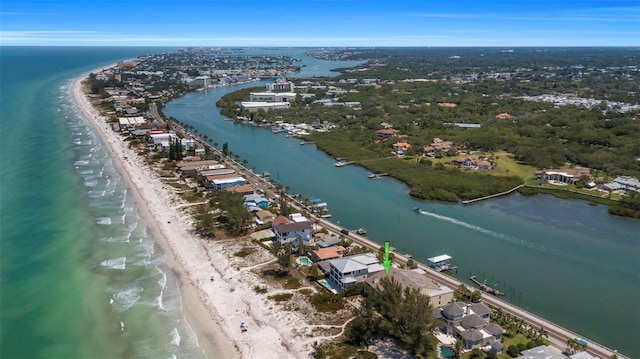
[
  {"x1": 462, "y1": 184, "x2": 524, "y2": 204},
  {"x1": 427, "y1": 254, "x2": 457, "y2": 272},
  {"x1": 470, "y1": 275, "x2": 504, "y2": 296},
  {"x1": 299, "y1": 141, "x2": 316, "y2": 145},
  {"x1": 368, "y1": 173, "x2": 388, "y2": 179}
]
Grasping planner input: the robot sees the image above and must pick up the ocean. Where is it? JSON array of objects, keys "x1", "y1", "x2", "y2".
[{"x1": 1, "y1": 47, "x2": 205, "y2": 358}]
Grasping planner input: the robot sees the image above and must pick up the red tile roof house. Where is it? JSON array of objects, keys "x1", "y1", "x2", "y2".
[
  {"x1": 375, "y1": 128, "x2": 400, "y2": 140},
  {"x1": 423, "y1": 138, "x2": 455, "y2": 156},
  {"x1": 271, "y1": 215, "x2": 291, "y2": 226},
  {"x1": 456, "y1": 156, "x2": 492, "y2": 170},
  {"x1": 392, "y1": 142, "x2": 411, "y2": 154},
  {"x1": 309, "y1": 246, "x2": 346, "y2": 262}
]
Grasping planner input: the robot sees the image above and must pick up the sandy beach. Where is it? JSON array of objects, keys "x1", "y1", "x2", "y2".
[{"x1": 71, "y1": 73, "x2": 323, "y2": 358}]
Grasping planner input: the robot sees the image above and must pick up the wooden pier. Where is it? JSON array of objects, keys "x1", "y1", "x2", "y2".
[
  {"x1": 470, "y1": 275, "x2": 504, "y2": 296},
  {"x1": 461, "y1": 185, "x2": 523, "y2": 204}
]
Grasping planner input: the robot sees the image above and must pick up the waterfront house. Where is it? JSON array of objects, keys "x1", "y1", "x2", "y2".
[
  {"x1": 315, "y1": 235, "x2": 341, "y2": 248},
  {"x1": 537, "y1": 168, "x2": 591, "y2": 185},
  {"x1": 272, "y1": 221, "x2": 313, "y2": 247},
  {"x1": 328, "y1": 253, "x2": 384, "y2": 293},
  {"x1": 365, "y1": 267, "x2": 454, "y2": 308},
  {"x1": 436, "y1": 301, "x2": 503, "y2": 350},
  {"x1": 210, "y1": 176, "x2": 246, "y2": 190}
]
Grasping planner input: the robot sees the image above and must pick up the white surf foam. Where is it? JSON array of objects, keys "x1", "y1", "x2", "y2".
[
  {"x1": 101, "y1": 256, "x2": 126, "y2": 270},
  {"x1": 115, "y1": 285, "x2": 143, "y2": 311},
  {"x1": 96, "y1": 217, "x2": 112, "y2": 225},
  {"x1": 170, "y1": 328, "x2": 181, "y2": 346}
]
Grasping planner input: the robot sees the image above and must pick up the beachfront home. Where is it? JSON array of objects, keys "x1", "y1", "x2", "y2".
[
  {"x1": 328, "y1": 253, "x2": 384, "y2": 293},
  {"x1": 365, "y1": 267, "x2": 454, "y2": 308},
  {"x1": 272, "y1": 221, "x2": 313, "y2": 247},
  {"x1": 435, "y1": 301, "x2": 503, "y2": 350}
]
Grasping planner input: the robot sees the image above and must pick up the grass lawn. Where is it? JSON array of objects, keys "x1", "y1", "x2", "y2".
[
  {"x1": 492, "y1": 152, "x2": 538, "y2": 180},
  {"x1": 498, "y1": 334, "x2": 532, "y2": 359}
]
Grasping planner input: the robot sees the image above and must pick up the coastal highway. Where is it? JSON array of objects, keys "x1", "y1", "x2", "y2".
[{"x1": 171, "y1": 122, "x2": 625, "y2": 359}]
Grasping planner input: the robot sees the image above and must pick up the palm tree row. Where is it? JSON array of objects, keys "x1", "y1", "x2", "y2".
[{"x1": 490, "y1": 307, "x2": 548, "y2": 342}]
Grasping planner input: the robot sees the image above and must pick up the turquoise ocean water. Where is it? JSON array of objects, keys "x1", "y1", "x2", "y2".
[
  {"x1": 1, "y1": 47, "x2": 638, "y2": 358},
  {"x1": 1, "y1": 47, "x2": 205, "y2": 358}
]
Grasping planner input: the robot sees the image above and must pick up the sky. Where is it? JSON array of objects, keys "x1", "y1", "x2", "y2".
[{"x1": 1, "y1": 0, "x2": 638, "y2": 46}]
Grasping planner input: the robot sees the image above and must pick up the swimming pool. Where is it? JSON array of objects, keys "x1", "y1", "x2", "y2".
[
  {"x1": 318, "y1": 279, "x2": 337, "y2": 292},
  {"x1": 440, "y1": 346, "x2": 454, "y2": 358},
  {"x1": 297, "y1": 257, "x2": 311, "y2": 266}
]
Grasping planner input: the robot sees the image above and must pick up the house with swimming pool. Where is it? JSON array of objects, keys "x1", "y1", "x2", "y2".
[{"x1": 433, "y1": 301, "x2": 504, "y2": 352}]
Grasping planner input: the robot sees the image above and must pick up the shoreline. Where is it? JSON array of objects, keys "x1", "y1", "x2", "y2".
[{"x1": 71, "y1": 73, "x2": 309, "y2": 358}]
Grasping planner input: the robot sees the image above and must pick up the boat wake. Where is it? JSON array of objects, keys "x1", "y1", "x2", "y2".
[{"x1": 415, "y1": 209, "x2": 537, "y2": 249}]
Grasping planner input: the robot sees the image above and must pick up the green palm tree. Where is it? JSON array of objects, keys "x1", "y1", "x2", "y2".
[{"x1": 452, "y1": 340, "x2": 464, "y2": 359}]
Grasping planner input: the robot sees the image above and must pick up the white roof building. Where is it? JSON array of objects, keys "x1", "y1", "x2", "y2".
[{"x1": 328, "y1": 253, "x2": 384, "y2": 293}]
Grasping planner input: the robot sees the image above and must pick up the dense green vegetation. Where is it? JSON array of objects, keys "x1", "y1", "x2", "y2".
[
  {"x1": 345, "y1": 277, "x2": 437, "y2": 357},
  {"x1": 217, "y1": 48, "x2": 639, "y2": 206},
  {"x1": 608, "y1": 192, "x2": 640, "y2": 218},
  {"x1": 334, "y1": 47, "x2": 640, "y2": 104}
]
